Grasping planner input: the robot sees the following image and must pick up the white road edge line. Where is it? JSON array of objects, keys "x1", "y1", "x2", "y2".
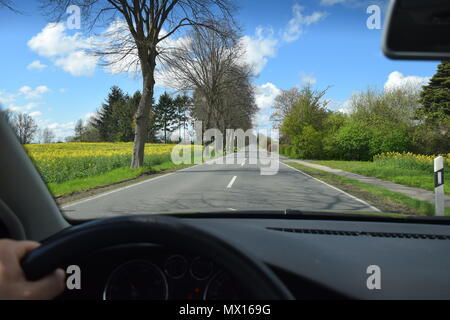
[
  {"x1": 281, "y1": 161, "x2": 381, "y2": 212},
  {"x1": 227, "y1": 176, "x2": 237, "y2": 189},
  {"x1": 62, "y1": 155, "x2": 229, "y2": 209}
]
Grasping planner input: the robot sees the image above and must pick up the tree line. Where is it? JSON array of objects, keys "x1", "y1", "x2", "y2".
[
  {"x1": 71, "y1": 25, "x2": 258, "y2": 147},
  {"x1": 278, "y1": 61, "x2": 450, "y2": 160},
  {"x1": 69, "y1": 86, "x2": 191, "y2": 144}
]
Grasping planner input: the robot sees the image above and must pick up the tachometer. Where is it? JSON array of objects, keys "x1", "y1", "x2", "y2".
[
  {"x1": 103, "y1": 260, "x2": 168, "y2": 300},
  {"x1": 204, "y1": 271, "x2": 240, "y2": 300}
]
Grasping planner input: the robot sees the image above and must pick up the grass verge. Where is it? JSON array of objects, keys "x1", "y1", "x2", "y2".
[
  {"x1": 286, "y1": 162, "x2": 450, "y2": 217},
  {"x1": 311, "y1": 160, "x2": 449, "y2": 196},
  {"x1": 49, "y1": 161, "x2": 189, "y2": 197}
]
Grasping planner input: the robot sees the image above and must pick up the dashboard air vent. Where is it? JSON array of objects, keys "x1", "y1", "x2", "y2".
[{"x1": 267, "y1": 228, "x2": 450, "y2": 240}]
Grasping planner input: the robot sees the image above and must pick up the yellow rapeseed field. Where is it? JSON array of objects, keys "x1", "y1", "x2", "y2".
[
  {"x1": 374, "y1": 152, "x2": 450, "y2": 166},
  {"x1": 23, "y1": 142, "x2": 178, "y2": 184},
  {"x1": 24, "y1": 142, "x2": 175, "y2": 160}
]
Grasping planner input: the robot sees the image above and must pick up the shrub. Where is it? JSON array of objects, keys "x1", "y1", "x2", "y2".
[{"x1": 333, "y1": 122, "x2": 371, "y2": 161}]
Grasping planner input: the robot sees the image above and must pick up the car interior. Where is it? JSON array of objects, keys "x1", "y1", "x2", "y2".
[{"x1": 0, "y1": 0, "x2": 449, "y2": 301}]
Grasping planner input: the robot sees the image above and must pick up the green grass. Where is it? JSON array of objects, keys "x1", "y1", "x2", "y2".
[
  {"x1": 48, "y1": 160, "x2": 189, "y2": 197},
  {"x1": 286, "y1": 162, "x2": 450, "y2": 217},
  {"x1": 34, "y1": 154, "x2": 175, "y2": 185},
  {"x1": 311, "y1": 160, "x2": 450, "y2": 196}
]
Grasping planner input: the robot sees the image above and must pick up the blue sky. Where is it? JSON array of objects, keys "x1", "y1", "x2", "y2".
[{"x1": 0, "y1": 0, "x2": 438, "y2": 140}]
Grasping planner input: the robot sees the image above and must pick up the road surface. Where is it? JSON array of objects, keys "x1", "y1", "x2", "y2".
[{"x1": 62, "y1": 150, "x2": 379, "y2": 220}]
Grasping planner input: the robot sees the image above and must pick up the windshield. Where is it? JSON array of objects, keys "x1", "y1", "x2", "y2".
[{"x1": 0, "y1": 0, "x2": 448, "y2": 221}]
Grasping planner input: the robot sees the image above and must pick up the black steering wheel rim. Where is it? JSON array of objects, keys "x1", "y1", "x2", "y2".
[{"x1": 21, "y1": 215, "x2": 294, "y2": 300}]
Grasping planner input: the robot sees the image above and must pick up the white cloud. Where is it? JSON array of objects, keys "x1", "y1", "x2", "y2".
[
  {"x1": 28, "y1": 23, "x2": 91, "y2": 58},
  {"x1": 255, "y1": 112, "x2": 272, "y2": 130},
  {"x1": 384, "y1": 71, "x2": 430, "y2": 92},
  {"x1": 19, "y1": 86, "x2": 50, "y2": 100},
  {"x1": 28, "y1": 111, "x2": 43, "y2": 117},
  {"x1": 28, "y1": 23, "x2": 97, "y2": 77},
  {"x1": 59, "y1": 88, "x2": 67, "y2": 93},
  {"x1": 320, "y1": 0, "x2": 347, "y2": 5},
  {"x1": 0, "y1": 90, "x2": 16, "y2": 105},
  {"x1": 6, "y1": 102, "x2": 40, "y2": 112},
  {"x1": 253, "y1": 82, "x2": 281, "y2": 130},
  {"x1": 255, "y1": 83, "x2": 281, "y2": 110},
  {"x1": 283, "y1": 4, "x2": 327, "y2": 43},
  {"x1": 237, "y1": 4, "x2": 327, "y2": 76},
  {"x1": 337, "y1": 105, "x2": 352, "y2": 114},
  {"x1": 27, "y1": 60, "x2": 47, "y2": 71},
  {"x1": 327, "y1": 98, "x2": 352, "y2": 114},
  {"x1": 300, "y1": 72, "x2": 317, "y2": 85},
  {"x1": 47, "y1": 122, "x2": 76, "y2": 139},
  {"x1": 55, "y1": 51, "x2": 98, "y2": 76},
  {"x1": 83, "y1": 112, "x2": 96, "y2": 120},
  {"x1": 240, "y1": 27, "x2": 278, "y2": 76}
]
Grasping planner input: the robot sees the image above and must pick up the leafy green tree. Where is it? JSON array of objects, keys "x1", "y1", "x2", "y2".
[
  {"x1": 154, "y1": 92, "x2": 178, "y2": 143},
  {"x1": 412, "y1": 118, "x2": 450, "y2": 155},
  {"x1": 93, "y1": 86, "x2": 128, "y2": 142},
  {"x1": 322, "y1": 111, "x2": 348, "y2": 159},
  {"x1": 333, "y1": 121, "x2": 372, "y2": 161},
  {"x1": 82, "y1": 123, "x2": 101, "y2": 142},
  {"x1": 419, "y1": 61, "x2": 450, "y2": 121},
  {"x1": 280, "y1": 85, "x2": 329, "y2": 159},
  {"x1": 347, "y1": 88, "x2": 413, "y2": 158},
  {"x1": 413, "y1": 61, "x2": 450, "y2": 154},
  {"x1": 113, "y1": 91, "x2": 141, "y2": 142},
  {"x1": 174, "y1": 95, "x2": 191, "y2": 141}
]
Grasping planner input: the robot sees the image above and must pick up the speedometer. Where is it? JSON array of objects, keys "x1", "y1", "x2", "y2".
[{"x1": 103, "y1": 260, "x2": 168, "y2": 300}]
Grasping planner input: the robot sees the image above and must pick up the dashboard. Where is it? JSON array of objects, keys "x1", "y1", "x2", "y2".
[
  {"x1": 54, "y1": 214, "x2": 450, "y2": 300},
  {"x1": 62, "y1": 244, "x2": 248, "y2": 300}
]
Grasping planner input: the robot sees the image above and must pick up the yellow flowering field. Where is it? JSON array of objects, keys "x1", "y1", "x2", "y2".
[
  {"x1": 25, "y1": 143, "x2": 175, "y2": 160},
  {"x1": 24, "y1": 143, "x2": 178, "y2": 184},
  {"x1": 374, "y1": 152, "x2": 450, "y2": 168}
]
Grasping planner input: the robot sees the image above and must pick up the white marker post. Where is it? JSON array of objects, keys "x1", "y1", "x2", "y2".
[{"x1": 434, "y1": 156, "x2": 445, "y2": 216}]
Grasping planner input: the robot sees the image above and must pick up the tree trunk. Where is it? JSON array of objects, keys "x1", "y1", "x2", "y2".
[
  {"x1": 131, "y1": 67, "x2": 155, "y2": 168},
  {"x1": 164, "y1": 124, "x2": 167, "y2": 144}
]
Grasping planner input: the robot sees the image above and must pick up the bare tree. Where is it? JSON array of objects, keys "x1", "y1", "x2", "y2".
[
  {"x1": 203, "y1": 64, "x2": 257, "y2": 133},
  {"x1": 0, "y1": 0, "x2": 19, "y2": 12},
  {"x1": 270, "y1": 88, "x2": 302, "y2": 128},
  {"x1": 40, "y1": 0, "x2": 236, "y2": 168},
  {"x1": 10, "y1": 113, "x2": 39, "y2": 144},
  {"x1": 161, "y1": 26, "x2": 256, "y2": 136},
  {"x1": 41, "y1": 127, "x2": 56, "y2": 144},
  {"x1": 74, "y1": 119, "x2": 87, "y2": 142}
]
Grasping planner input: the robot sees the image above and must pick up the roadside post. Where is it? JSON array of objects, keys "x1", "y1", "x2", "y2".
[{"x1": 434, "y1": 156, "x2": 445, "y2": 216}]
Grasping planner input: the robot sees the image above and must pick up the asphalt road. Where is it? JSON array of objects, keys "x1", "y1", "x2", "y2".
[{"x1": 62, "y1": 150, "x2": 379, "y2": 220}]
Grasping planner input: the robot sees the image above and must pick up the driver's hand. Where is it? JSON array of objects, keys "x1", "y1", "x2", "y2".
[{"x1": 0, "y1": 240, "x2": 65, "y2": 300}]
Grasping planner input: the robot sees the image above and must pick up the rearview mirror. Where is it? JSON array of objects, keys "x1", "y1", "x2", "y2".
[{"x1": 382, "y1": 0, "x2": 450, "y2": 60}]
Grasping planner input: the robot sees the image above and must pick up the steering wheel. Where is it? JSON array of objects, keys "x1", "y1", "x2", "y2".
[{"x1": 21, "y1": 215, "x2": 294, "y2": 300}]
